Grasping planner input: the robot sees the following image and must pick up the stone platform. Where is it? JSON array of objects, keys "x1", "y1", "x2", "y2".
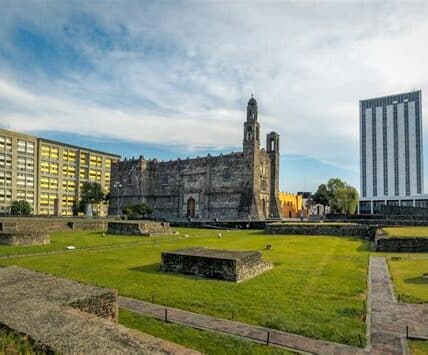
[
  {"x1": 108, "y1": 220, "x2": 172, "y2": 236},
  {"x1": 0, "y1": 266, "x2": 198, "y2": 354},
  {"x1": 0, "y1": 231, "x2": 50, "y2": 246},
  {"x1": 161, "y1": 247, "x2": 272, "y2": 282}
]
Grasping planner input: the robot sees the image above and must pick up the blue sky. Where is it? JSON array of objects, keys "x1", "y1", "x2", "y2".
[{"x1": 1, "y1": 1, "x2": 428, "y2": 193}]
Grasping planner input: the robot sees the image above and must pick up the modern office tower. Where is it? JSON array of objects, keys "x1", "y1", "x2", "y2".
[
  {"x1": 0, "y1": 128, "x2": 120, "y2": 216},
  {"x1": 0, "y1": 129, "x2": 37, "y2": 214},
  {"x1": 359, "y1": 90, "x2": 427, "y2": 213}
]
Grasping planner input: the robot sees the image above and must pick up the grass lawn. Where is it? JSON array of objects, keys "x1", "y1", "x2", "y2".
[
  {"x1": 0, "y1": 228, "x2": 369, "y2": 346},
  {"x1": 0, "y1": 326, "x2": 38, "y2": 354},
  {"x1": 0, "y1": 229, "x2": 198, "y2": 257},
  {"x1": 387, "y1": 255, "x2": 428, "y2": 303},
  {"x1": 120, "y1": 309, "x2": 291, "y2": 354},
  {"x1": 382, "y1": 227, "x2": 428, "y2": 239},
  {"x1": 409, "y1": 340, "x2": 428, "y2": 355}
]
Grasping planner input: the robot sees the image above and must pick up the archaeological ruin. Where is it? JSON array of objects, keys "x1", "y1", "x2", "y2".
[{"x1": 160, "y1": 247, "x2": 273, "y2": 282}]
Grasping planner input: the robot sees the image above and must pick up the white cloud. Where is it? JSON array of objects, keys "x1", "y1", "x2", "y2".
[{"x1": 1, "y1": 0, "x2": 428, "y2": 177}]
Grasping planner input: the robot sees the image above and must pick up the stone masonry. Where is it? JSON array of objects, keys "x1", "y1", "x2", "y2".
[
  {"x1": 108, "y1": 220, "x2": 172, "y2": 236},
  {"x1": 0, "y1": 231, "x2": 50, "y2": 246},
  {"x1": 161, "y1": 247, "x2": 273, "y2": 282},
  {"x1": 109, "y1": 97, "x2": 281, "y2": 221},
  {"x1": 265, "y1": 222, "x2": 377, "y2": 239},
  {"x1": 0, "y1": 266, "x2": 199, "y2": 354}
]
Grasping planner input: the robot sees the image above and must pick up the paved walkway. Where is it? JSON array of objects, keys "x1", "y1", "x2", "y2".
[
  {"x1": 119, "y1": 296, "x2": 364, "y2": 354},
  {"x1": 370, "y1": 257, "x2": 428, "y2": 355},
  {"x1": 120, "y1": 256, "x2": 427, "y2": 354}
]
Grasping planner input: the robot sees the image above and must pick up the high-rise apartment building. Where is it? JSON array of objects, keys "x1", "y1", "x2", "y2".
[
  {"x1": 359, "y1": 90, "x2": 427, "y2": 213},
  {"x1": 0, "y1": 128, "x2": 120, "y2": 216}
]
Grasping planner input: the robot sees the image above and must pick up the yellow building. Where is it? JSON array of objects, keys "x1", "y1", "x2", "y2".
[
  {"x1": 0, "y1": 128, "x2": 120, "y2": 216},
  {"x1": 0, "y1": 129, "x2": 38, "y2": 214},
  {"x1": 37, "y1": 139, "x2": 120, "y2": 216},
  {"x1": 278, "y1": 192, "x2": 303, "y2": 218}
]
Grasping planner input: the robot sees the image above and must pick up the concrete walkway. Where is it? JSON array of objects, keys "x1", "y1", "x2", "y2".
[
  {"x1": 120, "y1": 256, "x2": 427, "y2": 354},
  {"x1": 370, "y1": 257, "x2": 428, "y2": 354}
]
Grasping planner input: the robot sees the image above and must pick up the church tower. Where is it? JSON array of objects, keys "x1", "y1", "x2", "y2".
[{"x1": 243, "y1": 95, "x2": 260, "y2": 153}]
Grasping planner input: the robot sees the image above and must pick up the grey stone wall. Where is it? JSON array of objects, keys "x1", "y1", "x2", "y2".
[
  {"x1": 375, "y1": 237, "x2": 428, "y2": 252},
  {"x1": 0, "y1": 266, "x2": 198, "y2": 354},
  {"x1": 380, "y1": 205, "x2": 428, "y2": 217},
  {"x1": 69, "y1": 221, "x2": 108, "y2": 231},
  {"x1": 68, "y1": 291, "x2": 118, "y2": 322},
  {"x1": 0, "y1": 232, "x2": 50, "y2": 246},
  {"x1": 107, "y1": 220, "x2": 172, "y2": 236},
  {"x1": 265, "y1": 223, "x2": 376, "y2": 239},
  {"x1": 161, "y1": 248, "x2": 272, "y2": 282}
]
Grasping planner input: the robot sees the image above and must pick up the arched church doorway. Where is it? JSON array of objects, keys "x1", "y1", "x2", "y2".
[{"x1": 187, "y1": 198, "x2": 196, "y2": 218}]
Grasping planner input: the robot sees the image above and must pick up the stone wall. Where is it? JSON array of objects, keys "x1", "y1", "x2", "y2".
[
  {"x1": 380, "y1": 205, "x2": 428, "y2": 217},
  {"x1": 0, "y1": 266, "x2": 198, "y2": 354},
  {"x1": 265, "y1": 223, "x2": 376, "y2": 239},
  {"x1": 107, "y1": 220, "x2": 172, "y2": 236},
  {"x1": 68, "y1": 291, "x2": 118, "y2": 322},
  {"x1": 375, "y1": 229, "x2": 428, "y2": 252},
  {"x1": 0, "y1": 232, "x2": 50, "y2": 246},
  {"x1": 69, "y1": 220, "x2": 108, "y2": 231},
  {"x1": 375, "y1": 237, "x2": 428, "y2": 252},
  {"x1": 161, "y1": 248, "x2": 272, "y2": 282}
]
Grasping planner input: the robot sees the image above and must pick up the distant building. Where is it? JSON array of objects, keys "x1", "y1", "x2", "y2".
[
  {"x1": 109, "y1": 97, "x2": 281, "y2": 220},
  {"x1": 278, "y1": 192, "x2": 303, "y2": 218},
  {"x1": 0, "y1": 128, "x2": 120, "y2": 215},
  {"x1": 359, "y1": 90, "x2": 428, "y2": 214}
]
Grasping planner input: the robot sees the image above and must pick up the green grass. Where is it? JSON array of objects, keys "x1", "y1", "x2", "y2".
[
  {"x1": 409, "y1": 340, "x2": 428, "y2": 355},
  {"x1": 0, "y1": 228, "x2": 369, "y2": 346},
  {"x1": 0, "y1": 326, "x2": 39, "y2": 354},
  {"x1": 120, "y1": 309, "x2": 291, "y2": 354},
  {"x1": 382, "y1": 227, "x2": 428, "y2": 239},
  {"x1": 0, "y1": 229, "x2": 186, "y2": 257},
  {"x1": 387, "y1": 255, "x2": 428, "y2": 303}
]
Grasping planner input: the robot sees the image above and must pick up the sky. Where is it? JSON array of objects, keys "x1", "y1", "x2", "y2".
[{"x1": 1, "y1": 1, "x2": 428, "y2": 193}]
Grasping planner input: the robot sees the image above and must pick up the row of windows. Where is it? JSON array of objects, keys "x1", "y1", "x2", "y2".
[
  {"x1": 17, "y1": 173, "x2": 34, "y2": 188},
  {"x1": 0, "y1": 136, "x2": 12, "y2": 152},
  {"x1": 40, "y1": 161, "x2": 59, "y2": 175},
  {"x1": 41, "y1": 144, "x2": 59, "y2": 160},
  {"x1": 0, "y1": 189, "x2": 12, "y2": 203},
  {"x1": 17, "y1": 157, "x2": 35, "y2": 172},
  {"x1": 0, "y1": 171, "x2": 12, "y2": 186},
  {"x1": 40, "y1": 177, "x2": 58, "y2": 190},
  {"x1": 17, "y1": 140, "x2": 35, "y2": 155},
  {"x1": 0, "y1": 153, "x2": 12, "y2": 170}
]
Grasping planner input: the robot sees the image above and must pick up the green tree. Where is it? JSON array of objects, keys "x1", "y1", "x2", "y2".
[
  {"x1": 79, "y1": 181, "x2": 105, "y2": 216},
  {"x1": 312, "y1": 184, "x2": 329, "y2": 207},
  {"x1": 332, "y1": 185, "x2": 359, "y2": 214},
  {"x1": 122, "y1": 202, "x2": 153, "y2": 218},
  {"x1": 10, "y1": 200, "x2": 33, "y2": 215}
]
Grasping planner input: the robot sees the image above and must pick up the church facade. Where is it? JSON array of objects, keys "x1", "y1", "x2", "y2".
[{"x1": 109, "y1": 97, "x2": 281, "y2": 220}]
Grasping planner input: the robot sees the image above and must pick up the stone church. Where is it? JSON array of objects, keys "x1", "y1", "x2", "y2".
[{"x1": 109, "y1": 97, "x2": 281, "y2": 220}]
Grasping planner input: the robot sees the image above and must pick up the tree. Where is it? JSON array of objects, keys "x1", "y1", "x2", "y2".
[
  {"x1": 313, "y1": 178, "x2": 359, "y2": 215},
  {"x1": 332, "y1": 185, "x2": 359, "y2": 214},
  {"x1": 10, "y1": 200, "x2": 33, "y2": 215},
  {"x1": 122, "y1": 202, "x2": 153, "y2": 219},
  {"x1": 79, "y1": 181, "x2": 105, "y2": 216},
  {"x1": 312, "y1": 184, "x2": 329, "y2": 207}
]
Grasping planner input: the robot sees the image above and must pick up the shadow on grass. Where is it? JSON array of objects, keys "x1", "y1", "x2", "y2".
[
  {"x1": 128, "y1": 263, "x2": 207, "y2": 281},
  {"x1": 404, "y1": 276, "x2": 428, "y2": 285}
]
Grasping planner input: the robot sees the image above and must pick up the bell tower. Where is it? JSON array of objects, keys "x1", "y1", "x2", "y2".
[{"x1": 243, "y1": 95, "x2": 260, "y2": 153}]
